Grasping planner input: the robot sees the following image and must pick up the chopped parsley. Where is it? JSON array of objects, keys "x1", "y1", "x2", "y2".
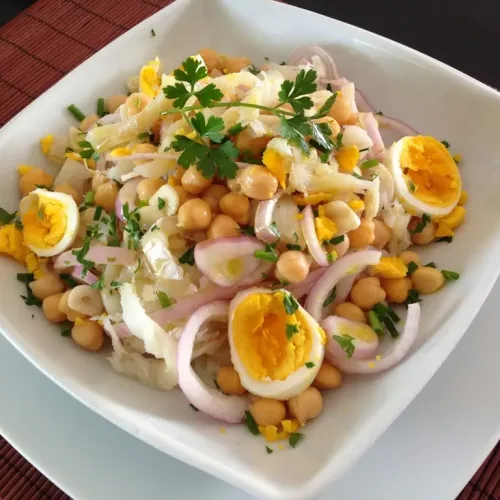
[
  {"x1": 407, "y1": 180, "x2": 416, "y2": 192},
  {"x1": 0, "y1": 207, "x2": 16, "y2": 226},
  {"x1": 289, "y1": 432, "x2": 304, "y2": 448},
  {"x1": 151, "y1": 28, "x2": 156, "y2": 37},
  {"x1": 327, "y1": 252, "x2": 335, "y2": 263},
  {"x1": 228, "y1": 122, "x2": 247, "y2": 136},
  {"x1": 157, "y1": 197, "x2": 166, "y2": 210},
  {"x1": 409, "y1": 213, "x2": 431, "y2": 234},
  {"x1": 436, "y1": 236, "x2": 453, "y2": 243},
  {"x1": 441, "y1": 140, "x2": 450, "y2": 148},
  {"x1": 244, "y1": 411, "x2": 260, "y2": 436},
  {"x1": 34, "y1": 184, "x2": 53, "y2": 191},
  {"x1": 17, "y1": 273, "x2": 42, "y2": 307},
  {"x1": 122, "y1": 202, "x2": 145, "y2": 250},
  {"x1": 332, "y1": 334, "x2": 355, "y2": 358},
  {"x1": 239, "y1": 225, "x2": 256, "y2": 236},
  {"x1": 78, "y1": 140, "x2": 100, "y2": 161},
  {"x1": 247, "y1": 64, "x2": 261, "y2": 76},
  {"x1": 441, "y1": 270, "x2": 460, "y2": 280},
  {"x1": 137, "y1": 132, "x2": 151, "y2": 140},
  {"x1": 286, "y1": 323, "x2": 300, "y2": 340},
  {"x1": 157, "y1": 291, "x2": 173, "y2": 308},
  {"x1": 60, "y1": 320, "x2": 73, "y2": 337},
  {"x1": 179, "y1": 246, "x2": 195, "y2": 265},
  {"x1": 37, "y1": 205, "x2": 45, "y2": 220},
  {"x1": 425, "y1": 262, "x2": 436, "y2": 268},
  {"x1": 269, "y1": 221, "x2": 280, "y2": 239},
  {"x1": 265, "y1": 446, "x2": 274, "y2": 454},
  {"x1": 305, "y1": 362, "x2": 315, "y2": 369},
  {"x1": 322, "y1": 286, "x2": 337, "y2": 307},
  {"x1": 254, "y1": 242, "x2": 279, "y2": 263},
  {"x1": 283, "y1": 293, "x2": 299, "y2": 315},
  {"x1": 406, "y1": 261, "x2": 418, "y2": 275},
  {"x1": 286, "y1": 243, "x2": 302, "y2": 251},
  {"x1": 59, "y1": 273, "x2": 78, "y2": 288},
  {"x1": 90, "y1": 274, "x2": 105, "y2": 290}
]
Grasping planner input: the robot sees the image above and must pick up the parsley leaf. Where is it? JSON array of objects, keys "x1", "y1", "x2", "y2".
[
  {"x1": 280, "y1": 115, "x2": 311, "y2": 154},
  {"x1": 228, "y1": 122, "x2": 247, "y2": 136},
  {"x1": 248, "y1": 64, "x2": 261, "y2": 75},
  {"x1": 286, "y1": 323, "x2": 299, "y2": 340},
  {"x1": 305, "y1": 362, "x2": 315, "y2": 369},
  {"x1": 265, "y1": 446, "x2": 274, "y2": 454},
  {"x1": 333, "y1": 334, "x2": 355, "y2": 358},
  {"x1": 323, "y1": 286, "x2": 337, "y2": 307},
  {"x1": 195, "y1": 83, "x2": 224, "y2": 107},
  {"x1": 157, "y1": 197, "x2": 165, "y2": 210},
  {"x1": 179, "y1": 246, "x2": 195, "y2": 265},
  {"x1": 191, "y1": 113, "x2": 225, "y2": 143},
  {"x1": 0, "y1": 207, "x2": 16, "y2": 226},
  {"x1": 283, "y1": 293, "x2": 299, "y2": 315},
  {"x1": 239, "y1": 225, "x2": 255, "y2": 236},
  {"x1": 406, "y1": 261, "x2": 419, "y2": 275},
  {"x1": 173, "y1": 57, "x2": 208, "y2": 89},
  {"x1": 289, "y1": 432, "x2": 305, "y2": 448},
  {"x1": 244, "y1": 411, "x2": 260, "y2": 436},
  {"x1": 278, "y1": 69, "x2": 317, "y2": 114},
  {"x1": 409, "y1": 213, "x2": 431, "y2": 234}
]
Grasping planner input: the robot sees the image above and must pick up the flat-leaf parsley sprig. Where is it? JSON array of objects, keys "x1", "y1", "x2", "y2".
[{"x1": 161, "y1": 57, "x2": 337, "y2": 179}]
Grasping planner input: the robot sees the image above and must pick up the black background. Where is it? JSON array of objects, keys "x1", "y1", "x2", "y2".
[{"x1": 0, "y1": 0, "x2": 498, "y2": 87}]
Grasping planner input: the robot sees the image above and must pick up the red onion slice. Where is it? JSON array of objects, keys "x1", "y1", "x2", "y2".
[
  {"x1": 325, "y1": 303, "x2": 420, "y2": 373},
  {"x1": 377, "y1": 115, "x2": 418, "y2": 137},
  {"x1": 115, "y1": 178, "x2": 142, "y2": 221},
  {"x1": 305, "y1": 250, "x2": 382, "y2": 321},
  {"x1": 355, "y1": 89, "x2": 375, "y2": 113},
  {"x1": 177, "y1": 301, "x2": 247, "y2": 423},
  {"x1": 360, "y1": 113, "x2": 385, "y2": 158},
  {"x1": 289, "y1": 45, "x2": 341, "y2": 81},
  {"x1": 322, "y1": 316, "x2": 380, "y2": 360},
  {"x1": 299, "y1": 206, "x2": 328, "y2": 266},
  {"x1": 254, "y1": 193, "x2": 282, "y2": 244},
  {"x1": 54, "y1": 246, "x2": 137, "y2": 269},
  {"x1": 70, "y1": 266, "x2": 99, "y2": 285},
  {"x1": 194, "y1": 236, "x2": 265, "y2": 287},
  {"x1": 285, "y1": 267, "x2": 327, "y2": 299}
]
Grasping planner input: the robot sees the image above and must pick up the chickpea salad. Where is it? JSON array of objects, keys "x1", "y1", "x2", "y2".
[{"x1": 0, "y1": 45, "x2": 465, "y2": 450}]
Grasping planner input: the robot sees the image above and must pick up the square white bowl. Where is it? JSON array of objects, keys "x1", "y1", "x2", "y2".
[{"x1": 1, "y1": 0, "x2": 500, "y2": 498}]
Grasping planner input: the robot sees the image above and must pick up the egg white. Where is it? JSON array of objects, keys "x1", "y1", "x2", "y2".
[
  {"x1": 19, "y1": 189, "x2": 80, "y2": 257},
  {"x1": 388, "y1": 138, "x2": 461, "y2": 217},
  {"x1": 228, "y1": 287, "x2": 325, "y2": 400}
]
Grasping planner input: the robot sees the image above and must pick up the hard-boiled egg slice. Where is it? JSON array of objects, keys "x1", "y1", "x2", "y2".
[
  {"x1": 388, "y1": 135, "x2": 461, "y2": 217},
  {"x1": 139, "y1": 57, "x2": 161, "y2": 98},
  {"x1": 262, "y1": 137, "x2": 295, "y2": 189},
  {"x1": 229, "y1": 288, "x2": 325, "y2": 400},
  {"x1": 19, "y1": 189, "x2": 79, "y2": 257}
]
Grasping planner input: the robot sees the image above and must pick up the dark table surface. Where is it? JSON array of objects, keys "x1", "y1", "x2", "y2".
[{"x1": 1, "y1": 0, "x2": 498, "y2": 87}]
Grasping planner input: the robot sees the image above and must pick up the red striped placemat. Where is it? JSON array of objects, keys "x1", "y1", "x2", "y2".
[{"x1": 0, "y1": 0, "x2": 499, "y2": 499}]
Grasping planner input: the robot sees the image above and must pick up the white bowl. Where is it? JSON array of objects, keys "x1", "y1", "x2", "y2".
[{"x1": 1, "y1": 0, "x2": 500, "y2": 498}]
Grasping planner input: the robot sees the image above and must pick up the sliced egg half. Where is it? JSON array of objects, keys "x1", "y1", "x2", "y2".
[
  {"x1": 388, "y1": 135, "x2": 461, "y2": 217},
  {"x1": 262, "y1": 137, "x2": 295, "y2": 189},
  {"x1": 19, "y1": 188, "x2": 79, "y2": 257},
  {"x1": 228, "y1": 288, "x2": 325, "y2": 400}
]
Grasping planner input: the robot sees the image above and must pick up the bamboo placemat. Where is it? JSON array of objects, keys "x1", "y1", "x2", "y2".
[{"x1": 0, "y1": 0, "x2": 499, "y2": 498}]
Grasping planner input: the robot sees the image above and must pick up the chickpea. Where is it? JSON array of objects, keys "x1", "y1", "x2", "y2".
[
  {"x1": 177, "y1": 198, "x2": 212, "y2": 230},
  {"x1": 409, "y1": 218, "x2": 436, "y2": 245},
  {"x1": 94, "y1": 181, "x2": 119, "y2": 213},
  {"x1": 222, "y1": 56, "x2": 252, "y2": 74},
  {"x1": 55, "y1": 183, "x2": 83, "y2": 204},
  {"x1": 202, "y1": 184, "x2": 230, "y2": 213},
  {"x1": 312, "y1": 361, "x2": 342, "y2": 390},
  {"x1": 172, "y1": 185, "x2": 193, "y2": 206},
  {"x1": 216, "y1": 366, "x2": 247, "y2": 395},
  {"x1": 398, "y1": 250, "x2": 421, "y2": 266},
  {"x1": 133, "y1": 143, "x2": 157, "y2": 165},
  {"x1": 181, "y1": 165, "x2": 213, "y2": 195},
  {"x1": 372, "y1": 219, "x2": 391, "y2": 249},
  {"x1": 59, "y1": 290, "x2": 82, "y2": 321},
  {"x1": 207, "y1": 214, "x2": 240, "y2": 239},
  {"x1": 239, "y1": 166, "x2": 278, "y2": 200},
  {"x1": 136, "y1": 178, "x2": 165, "y2": 202},
  {"x1": 199, "y1": 48, "x2": 220, "y2": 72},
  {"x1": 29, "y1": 274, "x2": 65, "y2": 301},
  {"x1": 125, "y1": 92, "x2": 151, "y2": 116},
  {"x1": 326, "y1": 234, "x2": 350, "y2": 259},
  {"x1": 219, "y1": 192, "x2": 250, "y2": 225},
  {"x1": 91, "y1": 170, "x2": 108, "y2": 191},
  {"x1": 276, "y1": 251, "x2": 311, "y2": 284},
  {"x1": 381, "y1": 277, "x2": 412, "y2": 303},
  {"x1": 106, "y1": 94, "x2": 127, "y2": 113},
  {"x1": 249, "y1": 398, "x2": 286, "y2": 427},
  {"x1": 334, "y1": 302, "x2": 366, "y2": 323},
  {"x1": 350, "y1": 276, "x2": 386, "y2": 310},
  {"x1": 42, "y1": 293, "x2": 66, "y2": 323},
  {"x1": 71, "y1": 319, "x2": 104, "y2": 352},
  {"x1": 234, "y1": 130, "x2": 271, "y2": 157},
  {"x1": 328, "y1": 92, "x2": 352, "y2": 125},
  {"x1": 19, "y1": 168, "x2": 54, "y2": 197},
  {"x1": 287, "y1": 387, "x2": 323, "y2": 424},
  {"x1": 80, "y1": 114, "x2": 98, "y2": 132},
  {"x1": 348, "y1": 219, "x2": 375, "y2": 249},
  {"x1": 411, "y1": 267, "x2": 445, "y2": 294}
]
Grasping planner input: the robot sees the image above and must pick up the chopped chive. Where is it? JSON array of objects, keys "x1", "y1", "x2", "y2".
[
  {"x1": 333, "y1": 334, "x2": 355, "y2": 358},
  {"x1": 151, "y1": 28, "x2": 156, "y2": 37},
  {"x1": 387, "y1": 306, "x2": 400, "y2": 323},
  {"x1": 84, "y1": 191, "x2": 95, "y2": 205},
  {"x1": 254, "y1": 250, "x2": 278, "y2": 262},
  {"x1": 359, "y1": 147, "x2": 370, "y2": 153},
  {"x1": 96, "y1": 97, "x2": 105, "y2": 117},
  {"x1": 289, "y1": 432, "x2": 305, "y2": 448},
  {"x1": 68, "y1": 104, "x2": 85, "y2": 121},
  {"x1": 323, "y1": 286, "x2": 337, "y2": 307},
  {"x1": 441, "y1": 140, "x2": 450, "y2": 148},
  {"x1": 360, "y1": 159, "x2": 380, "y2": 169},
  {"x1": 405, "y1": 289, "x2": 421, "y2": 306},
  {"x1": 93, "y1": 206, "x2": 103, "y2": 221},
  {"x1": 244, "y1": 411, "x2": 260, "y2": 436},
  {"x1": 406, "y1": 261, "x2": 418, "y2": 275},
  {"x1": 328, "y1": 235, "x2": 345, "y2": 245},
  {"x1": 383, "y1": 316, "x2": 399, "y2": 338},
  {"x1": 283, "y1": 293, "x2": 299, "y2": 315},
  {"x1": 425, "y1": 262, "x2": 436, "y2": 268},
  {"x1": 441, "y1": 270, "x2": 460, "y2": 280},
  {"x1": 305, "y1": 362, "x2": 315, "y2": 369},
  {"x1": 156, "y1": 291, "x2": 172, "y2": 308},
  {"x1": 368, "y1": 310, "x2": 384, "y2": 336},
  {"x1": 436, "y1": 236, "x2": 453, "y2": 243},
  {"x1": 286, "y1": 243, "x2": 302, "y2": 251},
  {"x1": 265, "y1": 446, "x2": 274, "y2": 454}
]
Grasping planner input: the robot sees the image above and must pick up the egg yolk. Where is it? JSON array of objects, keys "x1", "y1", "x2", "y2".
[
  {"x1": 139, "y1": 57, "x2": 160, "y2": 98},
  {"x1": 232, "y1": 292, "x2": 312, "y2": 381},
  {"x1": 292, "y1": 192, "x2": 333, "y2": 206},
  {"x1": 335, "y1": 145, "x2": 360, "y2": 173},
  {"x1": 22, "y1": 196, "x2": 67, "y2": 249},
  {"x1": 371, "y1": 256, "x2": 408, "y2": 279},
  {"x1": 262, "y1": 149, "x2": 290, "y2": 189},
  {"x1": 0, "y1": 225, "x2": 30, "y2": 263},
  {"x1": 399, "y1": 136, "x2": 461, "y2": 207}
]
